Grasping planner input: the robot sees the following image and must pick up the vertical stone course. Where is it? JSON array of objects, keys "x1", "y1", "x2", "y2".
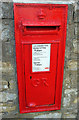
[
  {"x1": 2, "y1": 2, "x2": 13, "y2": 19},
  {"x1": 0, "y1": 0, "x2": 78, "y2": 119}
]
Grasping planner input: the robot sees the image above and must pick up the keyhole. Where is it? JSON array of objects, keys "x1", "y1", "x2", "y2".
[{"x1": 30, "y1": 76, "x2": 32, "y2": 79}]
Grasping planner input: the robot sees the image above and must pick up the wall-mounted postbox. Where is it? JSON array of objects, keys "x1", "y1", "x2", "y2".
[{"x1": 14, "y1": 3, "x2": 68, "y2": 113}]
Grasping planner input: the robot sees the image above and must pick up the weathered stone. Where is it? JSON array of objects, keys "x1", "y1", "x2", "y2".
[
  {"x1": 63, "y1": 71, "x2": 77, "y2": 89},
  {"x1": 0, "y1": 80, "x2": 8, "y2": 92},
  {"x1": 0, "y1": 61, "x2": 2, "y2": 68},
  {"x1": 74, "y1": 23, "x2": 78, "y2": 36},
  {"x1": 0, "y1": 92, "x2": 2, "y2": 103},
  {"x1": 63, "y1": 88, "x2": 77, "y2": 110},
  {"x1": 66, "y1": 60, "x2": 77, "y2": 71},
  {"x1": 73, "y1": 97, "x2": 79, "y2": 104},
  {"x1": 12, "y1": 0, "x2": 77, "y2": 3},
  {"x1": 68, "y1": 4, "x2": 74, "y2": 24},
  {"x1": 0, "y1": 0, "x2": 12, "y2": 2},
  {"x1": 0, "y1": 92, "x2": 17, "y2": 102},
  {"x1": 9, "y1": 80, "x2": 16, "y2": 90},
  {"x1": 0, "y1": 43, "x2": 1, "y2": 60},
  {"x1": 0, "y1": 113, "x2": 2, "y2": 119},
  {"x1": 2, "y1": 2, "x2": 13, "y2": 19},
  {"x1": 34, "y1": 112, "x2": 62, "y2": 118},
  {"x1": 0, "y1": 18, "x2": 2, "y2": 28},
  {"x1": 0, "y1": 106, "x2": 16, "y2": 113},
  {"x1": 64, "y1": 88, "x2": 77, "y2": 95},
  {"x1": 1, "y1": 19, "x2": 14, "y2": 42},
  {"x1": 2, "y1": 62, "x2": 14, "y2": 73},
  {"x1": 77, "y1": 23, "x2": 79, "y2": 38},
  {"x1": 65, "y1": 47, "x2": 77, "y2": 60},
  {"x1": 74, "y1": 9, "x2": 79, "y2": 22},
  {"x1": 63, "y1": 95, "x2": 71, "y2": 107},
  {"x1": 67, "y1": 23, "x2": 75, "y2": 40},
  {"x1": 0, "y1": 106, "x2": 2, "y2": 113},
  {"x1": 2, "y1": 42, "x2": 15, "y2": 63},
  {"x1": 62, "y1": 113, "x2": 77, "y2": 118},
  {"x1": 2, "y1": 73, "x2": 16, "y2": 81},
  {"x1": 73, "y1": 39, "x2": 78, "y2": 53},
  {"x1": 0, "y1": 2, "x2": 2, "y2": 19},
  {"x1": 69, "y1": 71, "x2": 77, "y2": 88}
]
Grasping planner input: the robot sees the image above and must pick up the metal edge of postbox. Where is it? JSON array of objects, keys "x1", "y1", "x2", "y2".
[{"x1": 14, "y1": 3, "x2": 68, "y2": 113}]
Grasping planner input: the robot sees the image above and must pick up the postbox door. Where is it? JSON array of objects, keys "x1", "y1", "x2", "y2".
[{"x1": 24, "y1": 43, "x2": 58, "y2": 107}]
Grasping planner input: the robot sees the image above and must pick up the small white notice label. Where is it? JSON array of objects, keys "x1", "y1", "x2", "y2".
[{"x1": 32, "y1": 44, "x2": 51, "y2": 72}]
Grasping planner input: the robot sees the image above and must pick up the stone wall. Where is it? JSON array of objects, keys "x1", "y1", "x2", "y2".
[{"x1": 0, "y1": 0, "x2": 79, "y2": 119}]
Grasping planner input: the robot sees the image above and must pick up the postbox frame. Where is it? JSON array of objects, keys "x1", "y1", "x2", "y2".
[{"x1": 14, "y1": 3, "x2": 68, "y2": 113}]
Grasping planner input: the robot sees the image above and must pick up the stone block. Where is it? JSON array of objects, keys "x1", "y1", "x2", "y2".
[
  {"x1": 5, "y1": 79, "x2": 18, "y2": 93},
  {"x1": 2, "y1": 62, "x2": 14, "y2": 73},
  {"x1": 73, "y1": 39, "x2": 78, "y2": 54},
  {"x1": 77, "y1": 23, "x2": 79, "y2": 37},
  {"x1": 65, "y1": 46, "x2": 77, "y2": 60},
  {"x1": 62, "y1": 88, "x2": 77, "y2": 116},
  {"x1": 0, "y1": 113, "x2": 2, "y2": 119},
  {"x1": 1, "y1": 19, "x2": 14, "y2": 42},
  {"x1": 67, "y1": 23, "x2": 75, "y2": 41},
  {"x1": 2, "y1": 42, "x2": 15, "y2": 63},
  {"x1": 66, "y1": 60, "x2": 77, "y2": 71},
  {"x1": 0, "y1": 101, "x2": 17, "y2": 113},
  {"x1": 63, "y1": 71, "x2": 77, "y2": 89},
  {"x1": 2, "y1": 2, "x2": 13, "y2": 19},
  {"x1": 0, "y1": 2, "x2": 2, "y2": 19},
  {"x1": 74, "y1": 9, "x2": 79, "y2": 23},
  {"x1": 2, "y1": 71, "x2": 16, "y2": 81},
  {"x1": 0, "y1": 92, "x2": 2, "y2": 103},
  {"x1": 74, "y1": 23, "x2": 78, "y2": 36},
  {"x1": 0, "y1": 92, "x2": 17, "y2": 102},
  {"x1": 67, "y1": 4, "x2": 74, "y2": 25},
  {"x1": 62, "y1": 113, "x2": 77, "y2": 118},
  {"x1": 0, "y1": 43, "x2": 2, "y2": 61},
  {"x1": 1, "y1": 106, "x2": 16, "y2": 113},
  {"x1": 0, "y1": 80, "x2": 8, "y2": 92},
  {"x1": 34, "y1": 112, "x2": 62, "y2": 118},
  {"x1": 9, "y1": 80, "x2": 17, "y2": 90}
]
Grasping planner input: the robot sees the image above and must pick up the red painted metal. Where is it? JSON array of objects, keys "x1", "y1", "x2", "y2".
[{"x1": 14, "y1": 3, "x2": 68, "y2": 113}]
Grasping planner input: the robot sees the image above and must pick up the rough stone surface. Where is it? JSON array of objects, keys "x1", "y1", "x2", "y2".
[
  {"x1": 34, "y1": 112, "x2": 62, "y2": 118},
  {"x1": 1, "y1": 19, "x2": 14, "y2": 42},
  {"x1": 1, "y1": 2, "x2": 13, "y2": 19},
  {"x1": 0, "y1": 0, "x2": 78, "y2": 119},
  {"x1": 0, "y1": 80, "x2": 8, "y2": 92}
]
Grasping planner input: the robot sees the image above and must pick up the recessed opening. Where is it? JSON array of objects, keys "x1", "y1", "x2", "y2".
[
  {"x1": 26, "y1": 26, "x2": 59, "y2": 31},
  {"x1": 30, "y1": 76, "x2": 32, "y2": 79}
]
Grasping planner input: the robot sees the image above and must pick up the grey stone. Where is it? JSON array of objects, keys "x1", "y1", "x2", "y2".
[
  {"x1": 67, "y1": 23, "x2": 75, "y2": 41},
  {"x1": 0, "y1": 80, "x2": 8, "y2": 92},
  {"x1": 34, "y1": 112, "x2": 62, "y2": 118},
  {"x1": 66, "y1": 60, "x2": 77, "y2": 71},
  {"x1": 2, "y1": 62, "x2": 14, "y2": 73},
  {"x1": 2, "y1": 42, "x2": 15, "y2": 63},
  {"x1": 77, "y1": 23, "x2": 79, "y2": 37},
  {"x1": 2, "y1": 2, "x2": 13, "y2": 19},
  {"x1": 0, "y1": 2, "x2": 2, "y2": 19},
  {"x1": 63, "y1": 71, "x2": 77, "y2": 89},
  {"x1": 67, "y1": 4, "x2": 74, "y2": 25},
  {"x1": 62, "y1": 113, "x2": 77, "y2": 118},
  {"x1": 0, "y1": 92, "x2": 17, "y2": 102},
  {"x1": 1, "y1": 19, "x2": 14, "y2": 42},
  {"x1": 74, "y1": 9, "x2": 79, "y2": 23},
  {"x1": 73, "y1": 39, "x2": 78, "y2": 53}
]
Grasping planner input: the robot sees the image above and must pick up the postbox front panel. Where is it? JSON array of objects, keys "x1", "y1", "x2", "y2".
[
  {"x1": 24, "y1": 43, "x2": 58, "y2": 107},
  {"x1": 14, "y1": 3, "x2": 68, "y2": 113}
]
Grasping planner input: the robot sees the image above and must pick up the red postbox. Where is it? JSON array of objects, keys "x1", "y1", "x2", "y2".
[{"x1": 14, "y1": 3, "x2": 68, "y2": 113}]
